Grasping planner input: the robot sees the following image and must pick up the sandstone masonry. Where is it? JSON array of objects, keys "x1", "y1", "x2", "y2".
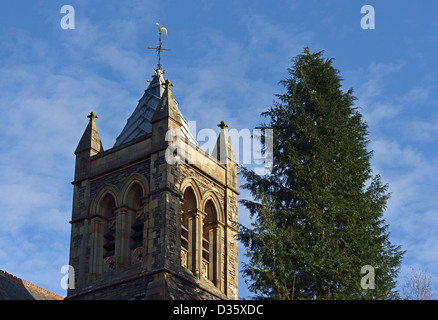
[{"x1": 66, "y1": 71, "x2": 239, "y2": 300}]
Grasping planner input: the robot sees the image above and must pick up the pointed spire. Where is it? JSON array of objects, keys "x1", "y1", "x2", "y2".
[
  {"x1": 212, "y1": 120, "x2": 237, "y2": 165},
  {"x1": 151, "y1": 79, "x2": 182, "y2": 125},
  {"x1": 75, "y1": 112, "x2": 104, "y2": 156},
  {"x1": 114, "y1": 70, "x2": 165, "y2": 147}
]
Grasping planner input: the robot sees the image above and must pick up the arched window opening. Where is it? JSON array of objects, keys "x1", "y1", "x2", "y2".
[
  {"x1": 204, "y1": 200, "x2": 217, "y2": 224},
  {"x1": 100, "y1": 194, "x2": 116, "y2": 259},
  {"x1": 202, "y1": 200, "x2": 217, "y2": 283},
  {"x1": 126, "y1": 183, "x2": 143, "y2": 211},
  {"x1": 127, "y1": 183, "x2": 145, "y2": 255},
  {"x1": 181, "y1": 187, "x2": 196, "y2": 269},
  {"x1": 182, "y1": 187, "x2": 197, "y2": 212},
  {"x1": 100, "y1": 193, "x2": 116, "y2": 219}
]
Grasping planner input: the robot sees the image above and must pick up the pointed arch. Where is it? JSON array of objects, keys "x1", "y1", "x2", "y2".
[
  {"x1": 200, "y1": 192, "x2": 224, "y2": 289},
  {"x1": 121, "y1": 174, "x2": 148, "y2": 207},
  {"x1": 100, "y1": 194, "x2": 116, "y2": 218},
  {"x1": 89, "y1": 185, "x2": 120, "y2": 266},
  {"x1": 180, "y1": 177, "x2": 202, "y2": 210},
  {"x1": 120, "y1": 174, "x2": 149, "y2": 266},
  {"x1": 91, "y1": 184, "x2": 120, "y2": 218},
  {"x1": 201, "y1": 192, "x2": 224, "y2": 225},
  {"x1": 126, "y1": 183, "x2": 144, "y2": 210},
  {"x1": 179, "y1": 177, "x2": 203, "y2": 275},
  {"x1": 182, "y1": 187, "x2": 197, "y2": 213}
]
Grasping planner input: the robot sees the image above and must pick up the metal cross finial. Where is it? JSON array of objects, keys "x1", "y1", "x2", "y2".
[
  {"x1": 87, "y1": 112, "x2": 98, "y2": 121},
  {"x1": 148, "y1": 22, "x2": 171, "y2": 71},
  {"x1": 218, "y1": 121, "x2": 228, "y2": 129}
]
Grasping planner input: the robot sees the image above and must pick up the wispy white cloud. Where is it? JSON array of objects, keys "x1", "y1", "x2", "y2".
[
  {"x1": 173, "y1": 12, "x2": 312, "y2": 139},
  {"x1": 404, "y1": 120, "x2": 438, "y2": 143},
  {"x1": 368, "y1": 132, "x2": 438, "y2": 280},
  {"x1": 350, "y1": 58, "x2": 438, "y2": 286},
  {"x1": 398, "y1": 86, "x2": 430, "y2": 104},
  {"x1": 353, "y1": 62, "x2": 405, "y2": 124},
  {"x1": 0, "y1": 17, "x2": 147, "y2": 295}
]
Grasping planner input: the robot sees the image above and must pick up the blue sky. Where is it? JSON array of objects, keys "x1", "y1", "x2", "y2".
[{"x1": 1, "y1": 0, "x2": 438, "y2": 299}]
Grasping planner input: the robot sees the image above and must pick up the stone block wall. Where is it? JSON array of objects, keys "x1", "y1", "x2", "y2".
[{"x1": 68, "y1": 132, "x2": 238, "y2": 300}]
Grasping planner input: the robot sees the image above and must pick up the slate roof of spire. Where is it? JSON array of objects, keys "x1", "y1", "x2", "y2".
[{"x1": 114, "y1": 70, "x2": 197, "y2": 147}]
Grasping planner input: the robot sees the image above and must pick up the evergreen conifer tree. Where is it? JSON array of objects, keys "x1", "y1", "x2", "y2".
[{"x1": 239, "y1": 48, "x2": 405, "y2": 300}]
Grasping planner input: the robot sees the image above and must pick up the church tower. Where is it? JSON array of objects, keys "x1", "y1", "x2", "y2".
[{"x1": 66, "y1": 29, "x2": 239, "y2": 300}]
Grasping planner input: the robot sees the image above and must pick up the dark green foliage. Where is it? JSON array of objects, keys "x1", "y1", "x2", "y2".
[{"x1": 239, "y1": 48, "x2": 404, "y2": 299}]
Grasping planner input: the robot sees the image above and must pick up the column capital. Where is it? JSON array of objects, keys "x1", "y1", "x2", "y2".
[
  {"x1": 90, "y1": 216, "x2": 104, "y2": 224},
  {"x1": 184, "y1": 208, "x2": 206, "y2": 219},
  {"x1": 113, "y1": 205, "x2": 130, "y2": 215},
  {"x1": 204, "y1": 221, "x2": 225, "y2": 230}
]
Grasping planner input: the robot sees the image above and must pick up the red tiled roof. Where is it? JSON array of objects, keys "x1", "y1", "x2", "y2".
[{"x1": 0, "y1": 270, "x2": 64, "y2": 300}]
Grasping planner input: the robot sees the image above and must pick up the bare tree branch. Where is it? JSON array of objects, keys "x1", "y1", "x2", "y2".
[{"x1": 402, "y1": 267, "x2": 436, "y2": 300}]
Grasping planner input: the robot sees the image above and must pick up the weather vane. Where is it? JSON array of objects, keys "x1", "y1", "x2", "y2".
[{"x1": 148, "y1": 22, "x2": 171, "y2": 72}]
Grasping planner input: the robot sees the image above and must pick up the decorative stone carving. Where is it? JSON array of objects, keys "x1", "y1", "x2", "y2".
[
  {"x1": 135, "y1": 210, "x2": 144, "y2": 221},
  {"x1": 104, "y1": 256, "x2": 116, "y2": 271},
  {"x1": 201, "y1": 260, "x2": 209, "y2": 280},
  {"x1": 132, "y1": 247, "x2": 143, "y2": 264},
  {"x1": 180, "y1": 249, "x2": 188, "y2": 268},
  {"x1": 108, "y1": 219, "x2": 116, "y2": 230}
]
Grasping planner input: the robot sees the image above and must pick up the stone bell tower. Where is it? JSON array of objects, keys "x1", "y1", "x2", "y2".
[{"x1": 66, "y1": 59, "x2": 239, "y2": 299}]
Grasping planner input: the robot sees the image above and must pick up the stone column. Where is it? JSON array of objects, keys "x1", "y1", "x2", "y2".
[
  {"x1": 214, "y1": 223, "x2": 224, "y2": 290},
  {"x1": 89, "y1": 217, "x2": 104, "y2": 279},
  {"x1": 202, "y1": 221, "x2": 224, "y2": 289},
  {"x1": 114, "y1": 206, "x2": 132, "y2": 270},
  {"x1": 187, "y1": 209, "x2": 203, "y2": 278}
]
